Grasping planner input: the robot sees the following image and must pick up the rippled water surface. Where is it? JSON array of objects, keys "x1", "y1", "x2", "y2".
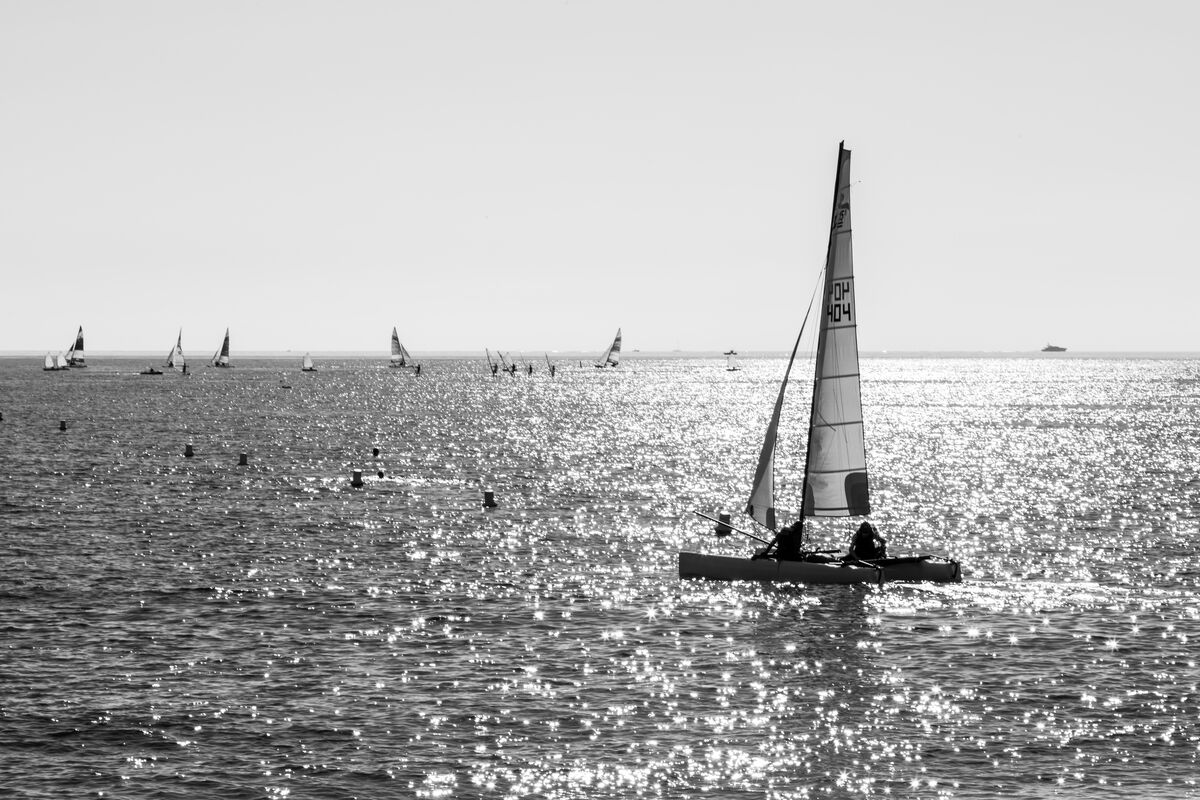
[{"x1": 2, "y1": 355, "x2": 1199, "y2": 798}]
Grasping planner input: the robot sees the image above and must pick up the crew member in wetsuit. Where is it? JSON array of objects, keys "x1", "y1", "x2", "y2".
[
  {"x1": 753, "y1": 521, "x2": 803, "y2": 560},
  {"x1": 849, "y1": 521, "x2": 887, "y2": 560}
]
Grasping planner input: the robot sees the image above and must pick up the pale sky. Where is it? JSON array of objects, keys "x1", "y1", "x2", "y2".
[{"x1": 2, "y1": 0, "x2": 1197, "y2": 354}]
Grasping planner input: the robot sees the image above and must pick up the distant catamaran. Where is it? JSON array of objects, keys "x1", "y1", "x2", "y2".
[
  {"x1": 211, "y1": 328, "x2": 232, "y2": 367},
  {"x1": 66, "y1": 326, "x2": 86, "y2": 367},
  {"x1": 43, "y1": 353, "x2": 69, "y2": 371},
  {"x1": 389, "y1": 328, "x2": 414, "y2": 368},
  {"x1": 165, "y1": 330, "x2": 186, "y2": 372},
  {"x1": 301, "y1": 353, "x2": 316, "y2": 372},
  {"x1": 724, "y1": 350, "x2": 740, "y2": 371},
  {"x1": 595, "y1": 328, "x2": 622, "y2": 368}
]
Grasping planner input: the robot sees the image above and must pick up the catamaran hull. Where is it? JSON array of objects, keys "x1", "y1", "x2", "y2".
[{"x1": 678, "y1": 551, "x2": 961, "y2": 584}]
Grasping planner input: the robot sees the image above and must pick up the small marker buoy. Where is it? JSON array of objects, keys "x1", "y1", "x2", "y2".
[
  {"x1": 715, "y1": 512, "x2": 733, "y2": 537},
  {"x1": 59, "y1": 420, "x2": 67, "y2": 431},
  {"x1": 351, "y1": 469, "x2": 364, "y2": 488},
  {"x1": 238, "y1": 453, "x2": 248, "y2": 466},
  {"x1": 184, "y1": 443, "x2": 195, "y2": 458},
  {"x1": 483, "y1": 489, "x2": 497, "y2": 509},
  {"x1": 377, "y1": 470, "x2": 384, "y2": 478},
  {"x1": 372, "y1": 447, "x2": 380, "y2": 458}
]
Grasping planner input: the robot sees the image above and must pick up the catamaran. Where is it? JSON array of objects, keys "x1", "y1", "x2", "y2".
[
  {"x1": 679, "y1": 143, "x2": 961, "y2": 584},
  {"x1": 301, "y1": 353, "x2": 316, "y2": 372},
  {"x1": 388, "y1": 328, "x2": 414, "y2": 368},
  {"x1": 211, "y1": 328, "x2": 232, "y2": 367},
  {"x1": 595, "y1": 328, "x2": 622, "y2": 368},
  {"x1": 66, "y1": 326, "x2": 86, "y2": 367},
  {"x1": 165, "y1": 330, "x2": 186, "y2": 373},
  {"x1": 725, "y1": 350, "x2": 740, "y2": 371}
]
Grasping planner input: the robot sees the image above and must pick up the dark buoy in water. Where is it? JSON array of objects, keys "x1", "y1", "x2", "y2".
[
  {"x1": 483, "y1": 489, "x2": 497, "y2": 509},
  {"x1": 59, "y1": 420, "x2": 67, "y2": 432},
  {"x1": 377, "y1": 470, "x2": 384, "y2": 478},
  {"x1": 351, "y1": 469, "x2": 364, "y2": 488},
  {"x1": 372, "y1": 447, "x2": 380, "y2": 458},
  {"x1": 714, "y1": 512, "x2": 733, "y2": 537},
  {"x1": 184, "y1": 443, "x2": 195, "y2": 458},
  {"x1": 238, "y1": 452, "x2": 248, "y2": 466}
]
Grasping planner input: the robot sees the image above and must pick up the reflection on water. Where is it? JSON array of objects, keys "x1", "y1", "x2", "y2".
[{"x1": 1, "y1": 355, "x2": 1198, "y2": 797}]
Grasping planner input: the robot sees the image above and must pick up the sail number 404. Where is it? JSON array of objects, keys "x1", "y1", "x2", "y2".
[{"x1": 827, "y1": 279, "x2": 853, "y2": 323}]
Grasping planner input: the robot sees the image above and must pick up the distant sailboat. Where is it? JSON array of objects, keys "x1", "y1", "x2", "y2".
[
  {"x1": 211, "y1": 328, "x2": 232, "y2": 367},
  {"x1": 66, "y1": 326, "x2": 86, "y2": 367},
  {"x1": 43, "y1": 353, "x2": 69, "y2": 371},
  {"x1": 390, "y1": 328, "x2": 414, "y2": 368},
  {"x1": 724, "y1": 350, "x2": 740, "y2": 371},
  {"x1": 486, "y1": 349, "x2": 500, "y2": 376},
  {"x1": 498, "y1": 351, "x2": 517, "y2": 375},
  {"x1": 595, "y1": 328, "x2": 622, "y2": 368},
  {"x1": 301, "y1": 353, "x2": 317, "y2": 372},
  {"x1": 165, "y1": 330, "x2": 186, "y2": 372}
]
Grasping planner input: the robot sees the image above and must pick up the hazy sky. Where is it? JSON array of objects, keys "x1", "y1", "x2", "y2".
[{"x1": 2, "y1": 0, "x2": 1197, "y2": 354}]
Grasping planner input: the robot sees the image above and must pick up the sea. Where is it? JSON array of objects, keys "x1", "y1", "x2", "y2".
[{"x1": 1, "y1": 354, "x2": 1198, "y2": 799}]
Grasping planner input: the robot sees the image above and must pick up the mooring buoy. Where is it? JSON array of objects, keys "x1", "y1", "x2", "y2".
[
  {"x1": 59, "y1": 420, "x2": 67, "y2": 431},
  {"x1": 714, "y1": 512, "x2": 733, "y2": 537},
  {"x1": 238, "y1": 453, "x2": 248, "y2": 466},
  {"x1": 372, "y1": 447, "x2": 380, "y2": 458},
  {"x1": 483, "y1": 489, "x2": 498, "y2": 509},
  {"x1": 184, "y1": 443, "x2": 195, "y2": 458},
  {"x1": 351, "y1": 469, "x2": 364, "y2": 488}
]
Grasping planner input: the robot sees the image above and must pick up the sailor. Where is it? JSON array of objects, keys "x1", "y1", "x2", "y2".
[
  {"x1": 753, "y1": 521, "x2": 802, "y2": 561},
  {"x1": 775, "y1": 522, "x2": 803, "y2": 560},
  {"x1": 849, "y1": 521, "x2": 887, "y2": 560}
]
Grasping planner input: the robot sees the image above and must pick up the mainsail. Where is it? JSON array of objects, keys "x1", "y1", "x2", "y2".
[
  {"x1": 802, "y1": 143, "x2": 869, "y2": 518},
  {"x1": 66, "y1": 326, "x2": 86, "y2": 367},
  {"x1": 596, "y1": 328, "x2": 622, "y2": 367},
  {"x1": 211, "y1": 328, "x2": 231, "y2": 367},
  {"x1": 302, "y1": 353, "x2": 315, "y2": 371},
  {"x1": 165, "y1": 330, "x2": 185, "y2": 371}
]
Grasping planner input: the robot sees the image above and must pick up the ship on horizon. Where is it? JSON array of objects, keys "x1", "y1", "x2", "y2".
[{"x1": 1041, "y1": 343, "x2": 1067, "y2": 352}]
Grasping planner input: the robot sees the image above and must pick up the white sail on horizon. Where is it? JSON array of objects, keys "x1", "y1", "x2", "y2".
[
  {"x1": 166, "y1": 330, "x2": 185, "y2": 370},
  {"x1": 596, "y1": 328, "x2": 622, "y2": 367},
  {"x1": 390, "y1": 327, "x2": 409, "y2": 367},
  {"x1": 66, "y1": 326, "x2": 85, "y2": 367},
  {"x1": 211, "y1": 328, "x2": 231, "y2": 367}
]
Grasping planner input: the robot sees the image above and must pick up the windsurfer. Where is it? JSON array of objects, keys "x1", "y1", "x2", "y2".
[{"x1": 849, "y1": 521, "x2": 887, "y2": 560}]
